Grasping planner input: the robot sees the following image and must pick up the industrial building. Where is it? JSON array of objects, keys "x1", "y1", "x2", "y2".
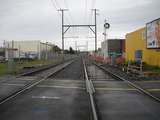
[
  {"x1": 126, "y1": 18, "x2": 160, "y2": 67},
  {"x1": 4, "y1": 40, "x2": 55, "y2": 60},
  {"x1": 101, "y1": 39, "x2": 125, "y2": 58},
  {"x1": 90, "y1": 39, "x2": 126, "y2": 64}
]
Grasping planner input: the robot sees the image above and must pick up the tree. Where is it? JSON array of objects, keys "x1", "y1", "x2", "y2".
[
  {"x1": 52, "y1": 45, "x2": 61, "y2": 53},
  {"x1": 69, "y1": 47, "x2": 75, "y2": 54}
]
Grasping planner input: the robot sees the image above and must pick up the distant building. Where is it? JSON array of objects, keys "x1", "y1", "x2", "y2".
[
  {"x1": 101, "y1": 39, "x2": 125, "y2": 58},
  {"x1": 4, "y1": 40, "x2": 55, "y2": 60}
]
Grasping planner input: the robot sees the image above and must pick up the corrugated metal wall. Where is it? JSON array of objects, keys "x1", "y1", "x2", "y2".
[{"x1": 108, "y1": 39, "x2": 125, "y2": 54}]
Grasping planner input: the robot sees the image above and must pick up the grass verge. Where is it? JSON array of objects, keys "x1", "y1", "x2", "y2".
[{"x1": 0, "y1": 58, "x2": 63, "y2": 76}]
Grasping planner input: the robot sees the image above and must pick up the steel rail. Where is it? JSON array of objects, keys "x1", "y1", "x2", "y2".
[
  {"x1": 0, "y1": 60, "x2": 75, "y2": 105},
  {"x1": 18, "y1": 58, "x2": 76, "y2": 77},
  {"x1": 19, "y1": 63, "x2": 58, "y2": 76},
  {"x1": 94, "y1": 62, "x2": 160, "y2": 103},
  {"x1": 83, "y1": 59, "x2": 98, "y2": 120}
]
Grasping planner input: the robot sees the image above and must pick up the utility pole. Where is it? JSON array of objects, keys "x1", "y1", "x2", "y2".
[
  {"x1": 3, "y1": 40, "x2": 5, "y2": 60},
  {"x1": 75, "y1": 41, "x2": 77, "y2": 52},
  {"x1": 18, "y1": 45, "x2": 21, "y2": 62},
  {"x1": 3, "y1": 40, "x2": 5, "y2": 48},
  {"x1": 58, "y1": 9, "x2": 68, "y2": 61},
  {"x1": 12, "y1": 40, "x2": 14, "y2": 59},
  {"x1": 8, "y1": 40, "x2": 14, "y2": 74},
  {"x1": 94, "y1": 9, "x2": 97, "y2": 52},
  {"x1": 86, "y1": 41, "x2": 88, "y2": 51},
  {"x1": 46, "y1": 42, "x2": 48, "y2": 60}
]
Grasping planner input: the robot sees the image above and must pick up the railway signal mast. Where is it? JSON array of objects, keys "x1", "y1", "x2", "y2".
[{"x1": 103, "y1": 19, "x2": 110, "y2": 41}]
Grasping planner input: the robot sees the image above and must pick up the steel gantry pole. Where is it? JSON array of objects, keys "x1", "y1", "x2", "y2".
[
  {"x1": 62, "y1": 10, "x2": 64, "y2": 53},
  {"x1": 58, "y1": 9, "x2": 68, "y2": 60},
  {"x1": 92, "y1": 9, "x2": 98, "y2": 52},
  {"x1": 95, "y1": 9, "x2": 97, "y2": 52}
]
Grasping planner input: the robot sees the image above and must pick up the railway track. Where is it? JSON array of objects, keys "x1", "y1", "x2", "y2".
[
  {"x1": 83, "y1": 59, "x2": 98, "y2": 120},
  {"x1": 93, "y1": 62, "x2": 160, "y2": 103},
  {"x1": 0, "y1": 57, "x2": 92, "y2": 120},
  {"x1": 0, "y1": 57, "x2": 160, "y2": 120},
  {"x1": 19, "y1": 58, "x2": 75, "y2": 77},
  {"x1": 0, "y1": 59, "x2": 75, "y2": 105},
  {"x1": 83, "y1": 58, "x2": 160, "y2": 120}
]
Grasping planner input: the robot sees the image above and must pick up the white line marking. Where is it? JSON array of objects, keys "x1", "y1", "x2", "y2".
[
  {"x1": 1, "y1": 83, "x2": 85, "y2": 90},
  {"x1": 1, "y1": 83, "x2": 25, "y2": 86},
  {"x1": 37, "y1": 85, "x2": 85, "y2": 89},
  {"x1": 45, "y1": 79, "x2": 84, "y2": 83},
  {"x1": 32, "y1": 96, "x2": 61, "y2": 99},
  {"x1": 136, "y1": 81, "x2": 160, "y2": 83},
  {"x1": 148, "y1": 89, "x2": 160, "y2": 92},
  {"x1": 96, "y1": 88, "x2": 137, "y2": 91}
]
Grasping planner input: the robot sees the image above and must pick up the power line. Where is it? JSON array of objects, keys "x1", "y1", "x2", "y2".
[
  {"x1": 50, "y1": 0, "x2": 62, "y2": 19},
  {"x1": 53, "y1": 0, "x2": 70, "y2": 24},
  {"x1": 84, "y1": 0, "x2": 87, "y2": 24},
  {"x1": 63, "y1": 0, "x2": 69, "y2": 8},
  {"x1": 50, "y1": 0, "x2": 70, "y2": 24},
  {"x1": 63, "y1": 0, "x2": 74, "y2": 24},
  {"x1": 50, "y1": 0, "x2": 58, "y2": 10},
  {"x1": 91, "y1": 0, "x2": 96, "y2": 9},
  {"x1": 90, "y1": 0, "x2": 96, "y2": 24},
  {"x1": 54, "y1": 0, "x2": 61, "y2": 8}
]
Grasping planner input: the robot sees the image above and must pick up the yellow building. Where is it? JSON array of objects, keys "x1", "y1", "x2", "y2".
[{"x1": 126, "y1": 27, "x2": 160, "y2": 67}]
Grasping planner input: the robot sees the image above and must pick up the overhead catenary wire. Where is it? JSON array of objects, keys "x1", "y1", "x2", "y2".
[
  {"x1": 87, "y1": 0, "x2": 94, "y2": 44},
  {"x1": 90, "y1": 0, "x2": 97, "y2": 24},
  {"x1": 50, "y1": 0, "x2": 58, "y2": 10},
  {"x1": 62, "y1": 0, "x2": 76, "y2": 45},
  {"x1": 63, "y1": 0, "x2": 74, "y2": 24},
  {"x1": 54, "y1": 0, "x2": 61, "y2": 9},
  {"x1": 91, "y1": 0, "x2": 96, "y2": 9},
  {"x1": 50, "y1": 0, "x2": 62, "y2": 19},
  {"x1": 50, "y1": 0, "x2": 70, "y2": 24},
  {"x1": 50, "y1": 0, "x2": 98, "y2": 51},
  {"x1": 63, "y1": 3, "x2": 72, "y2": 25},
  {"x1": 84, "y1": 0, "x2": 88, "y2": 24},
  {"x1": 84, "y1": 0, "x2": 90, "y2": 42}
]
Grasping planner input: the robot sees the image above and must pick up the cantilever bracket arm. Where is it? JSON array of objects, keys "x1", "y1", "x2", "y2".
[
  {"x1": 62, "y1": 24, "x2": 95, "y2": 35},
  {"x1": 63, "y1": 26, "x2": 70, "y2": 34},
  {"x1": 89, "y1": 26, "x2": 95, "y2": 34}
]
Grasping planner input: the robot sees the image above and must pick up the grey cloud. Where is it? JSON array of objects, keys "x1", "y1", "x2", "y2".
[{"x1": 0, "y1": 0, "x2": 160, "y2": 50}]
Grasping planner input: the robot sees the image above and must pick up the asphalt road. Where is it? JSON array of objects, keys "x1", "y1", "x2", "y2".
[
  {"x1": 87, "y1": 64, "x2": 160, "y2": 120},
  {"x1": 0, "y1": 58, "x2": 91, "y2": 120}
]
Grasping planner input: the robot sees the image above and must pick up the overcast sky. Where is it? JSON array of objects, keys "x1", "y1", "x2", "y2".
[{"x1": 0, "y1": 0, "x2": 160, "y2": 50}]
